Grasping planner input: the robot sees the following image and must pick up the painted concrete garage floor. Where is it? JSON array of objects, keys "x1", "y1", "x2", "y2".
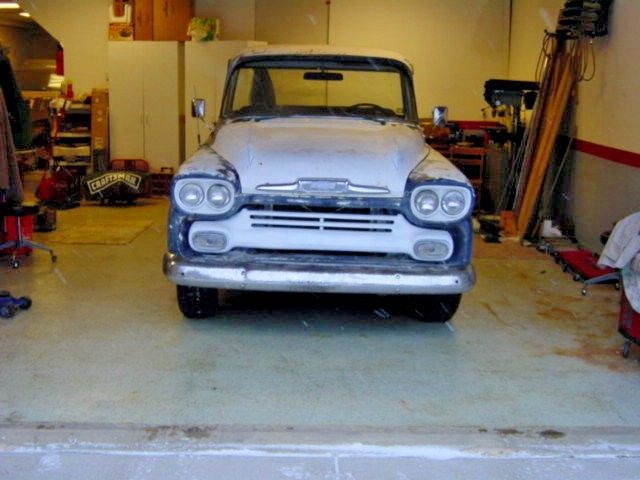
[{"x1": 1, "y1": 198, "x2": 639, "y2": 478}]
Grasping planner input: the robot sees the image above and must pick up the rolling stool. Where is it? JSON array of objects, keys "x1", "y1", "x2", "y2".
[{"x1": 0, "y1": 202, "x2": 57, "y2": 269}]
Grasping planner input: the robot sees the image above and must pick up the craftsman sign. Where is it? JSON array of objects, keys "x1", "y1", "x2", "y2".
[{"x1": 86, "y1": 172, "x2": 143, "y2": 195}]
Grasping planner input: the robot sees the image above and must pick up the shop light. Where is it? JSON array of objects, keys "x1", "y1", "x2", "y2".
[
  {"x1": 0, "y1": 3, "x2": 20, "y2": 9},
  {"x1": 19, "y1": 11, "x2": 30, "y2": 17}
]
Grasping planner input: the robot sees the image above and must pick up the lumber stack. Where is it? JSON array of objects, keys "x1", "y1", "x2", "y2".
[
  {"x1": 510, "y1": 0, "x2": 612, "y2": 239},
  {"x1": 515, "y1": 48, "x2": 575, "y2": 237}
]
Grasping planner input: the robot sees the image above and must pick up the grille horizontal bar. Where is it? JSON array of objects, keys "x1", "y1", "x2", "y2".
[{"x1": 249, "y1": 210, "x2": 395, "y2": 233}]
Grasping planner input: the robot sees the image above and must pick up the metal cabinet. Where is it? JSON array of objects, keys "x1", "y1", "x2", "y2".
[{"x1": 107, "y1": 41, "x2": 183, "y2": 171}]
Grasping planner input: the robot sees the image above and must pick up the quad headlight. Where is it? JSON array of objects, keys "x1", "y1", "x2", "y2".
[
  {"x1": 441, "y1": 190, "x2": 466, "y2": 216},
  {"x1": 413, "y1": 189, "x2": 439, "y2": 216},
  {"x1": 410, "y1": 186, "x2": 471, "y2": 221},
  {"x1": 178, "y1": 183, "x2": 204, "y2": 207},
  {"x1": 207, "y1": 184, "x2": 232, "y2": 209},
  {"x1": 175, "y1": 179, "x2": 235, "y2": 214}
]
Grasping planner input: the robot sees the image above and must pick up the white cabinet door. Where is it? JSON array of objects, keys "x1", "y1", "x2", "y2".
[
  {"x1": 108, "y1": 42, "x2": 145, "y2": 160},
  {"x1": 184, "y1": 41, "x2": 266, "y2": 158},
  {"x1": 141, "y1": 42, "x2": 181, "y2": 171}
]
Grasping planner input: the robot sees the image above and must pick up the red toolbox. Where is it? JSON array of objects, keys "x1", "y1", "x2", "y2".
[
  {"x1": 1, "y1": 213, "x2": 34, "y2": 256},
  {"x1": 619, "y1": 288, "x2": 640, "y2": 358}
]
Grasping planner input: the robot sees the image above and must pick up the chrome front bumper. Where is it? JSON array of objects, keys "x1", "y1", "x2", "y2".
[{"x1": 163, "y1": 252, "x2": 475, "y2": 295}]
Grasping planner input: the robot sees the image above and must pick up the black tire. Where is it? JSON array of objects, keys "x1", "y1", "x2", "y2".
[
  {"x1": 177, "y1": 285, "x2": 218, "y2": 319},
  {"x1": 18, "y1": 296, "x2": 32, "y2": 310},
  {"x1": 0, "y1": 305, "x2": 16, "y2": 319},
  {"x1": 409, "y1": 294, "x2": 462, "y2": 323}
]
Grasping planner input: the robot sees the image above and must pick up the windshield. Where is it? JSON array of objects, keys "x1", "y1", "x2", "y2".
[{"x1": 222, "y1": 58, "x2": 416, "y2": 122}]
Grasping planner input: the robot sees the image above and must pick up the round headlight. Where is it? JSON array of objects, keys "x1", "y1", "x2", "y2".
[
  {"x1": 179, "y1": 183, "x2": 204, "y2": 207},
  {"x1": 414, "y1": 189, "x2": 439, "y2": 216},
  {"x1": 441, "y1": 190, "x2": 466, "y2": 216},
  {"x1": 207, "y1": 184, "x2": 232, "y2": 209}
]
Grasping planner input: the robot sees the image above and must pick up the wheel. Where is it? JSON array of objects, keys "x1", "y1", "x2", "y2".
[
  {"x1": 581, "y1": 287, "x2": 587, "y2": 296},
  {"x1": 51, "y1": 255, "x2": 58, "y2": 263},
  {"x1": 177, "y1": 285, "x2": 218, "y2": 319},
  {"x1": 615, "y1": 282, "x2": 621, "y2": 291},
  {"x1": 0, "y1": 305, "x2": 16, "y2": 319},
  {"x1": 622, "y1": 341, "x2": 631, "y2": 359},
  {"x1": 573, "y1": 273, "x2": 582, "y2": 282},
  {"x1": 408, "y1": 294, "x2": 462, "y2": 323},
  {"x1": 10, "y1": 259, "x2": 19, "y2": 269},
  {"x1": 562, "y1": 264, "x2": 569, "y2": 272},
  {"x1": 18, "y1": 296, "x2": 32, "y2": 310}
]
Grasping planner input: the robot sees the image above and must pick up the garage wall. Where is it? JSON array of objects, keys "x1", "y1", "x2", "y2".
[
  {"x1": 509, "y1": 0, "x2": 640, "y2": 251},
  {"x1": 194, "y1": 0, "x2": 255, "y2": 41},
  {"x1": 329, "y1": 0, "x2": 511, "y2": 120},
  {"x1": 508, "y1": 0, "x2": 562, "y2": 81},
  {"x1": 255, "y1": 0, "x2": 327, "y2": 45},
  {"x1": 22, "y1": 0, "x2": 109, "y2": 95}
]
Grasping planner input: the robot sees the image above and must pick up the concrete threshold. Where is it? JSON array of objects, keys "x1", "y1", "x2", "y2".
[{"x1": 1, "y1": 422, "x2": 640, "y2": 479}]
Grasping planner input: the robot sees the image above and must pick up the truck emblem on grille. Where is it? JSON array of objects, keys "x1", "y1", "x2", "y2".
[{"x1": 256, "y1": 178, "x2": 390, "y2": 195}]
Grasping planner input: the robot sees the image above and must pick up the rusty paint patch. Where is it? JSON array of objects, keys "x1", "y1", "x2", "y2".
[
  {"x1": 184, "y1": 426, "x2": 210, "y2": 439},
  {"x1": 36, "y1": 424, "x2": 56, "y2": 430},
  {"x1": 496, "y1": 428, "x2": 523, "y2": 436},
  {"x1": 539, "y1": 429, "x2": 566, "y2": 439},
  {"x1": 145, "y1": 425, "x2": 178, "y2": 441}
]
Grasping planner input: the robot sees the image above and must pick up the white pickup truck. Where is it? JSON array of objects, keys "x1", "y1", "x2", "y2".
[{"x1": 163, "y1": 45, "x2": 475, "y2": 321}]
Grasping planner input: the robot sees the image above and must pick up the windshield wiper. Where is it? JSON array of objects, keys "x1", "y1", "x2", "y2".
[
  {"x1": 340, "y1": 112, "x2": 387, "y2": 125},
  {"x1": 228, "y1": 114, "x2": 297, "y2": 123}
]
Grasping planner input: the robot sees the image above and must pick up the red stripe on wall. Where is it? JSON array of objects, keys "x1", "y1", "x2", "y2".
[{"x1": 574, "y1": 139, "x2": 640, "y2": 168}]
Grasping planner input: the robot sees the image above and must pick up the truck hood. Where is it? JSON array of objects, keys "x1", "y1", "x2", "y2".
[{"x1": 210, "y1": 118, "x2": 428, "y2": 196}]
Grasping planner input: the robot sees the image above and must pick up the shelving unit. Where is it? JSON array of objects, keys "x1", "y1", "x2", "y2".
[
  {"x1": 449, "y1": 146, "x2": 485, "y2": 207},
  {"x1": 52, "y1": 101, "x2": 92, "y2": 175}
]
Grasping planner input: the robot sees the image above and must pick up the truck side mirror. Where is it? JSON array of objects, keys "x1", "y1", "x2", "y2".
[{"x1": 191, "y1": 98, "x2": 206, "y2": 119}]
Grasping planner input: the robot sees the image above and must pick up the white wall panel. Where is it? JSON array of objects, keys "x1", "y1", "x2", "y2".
[{"x1": 328, "y1": 0, "x2": 510, "y2": 120}]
